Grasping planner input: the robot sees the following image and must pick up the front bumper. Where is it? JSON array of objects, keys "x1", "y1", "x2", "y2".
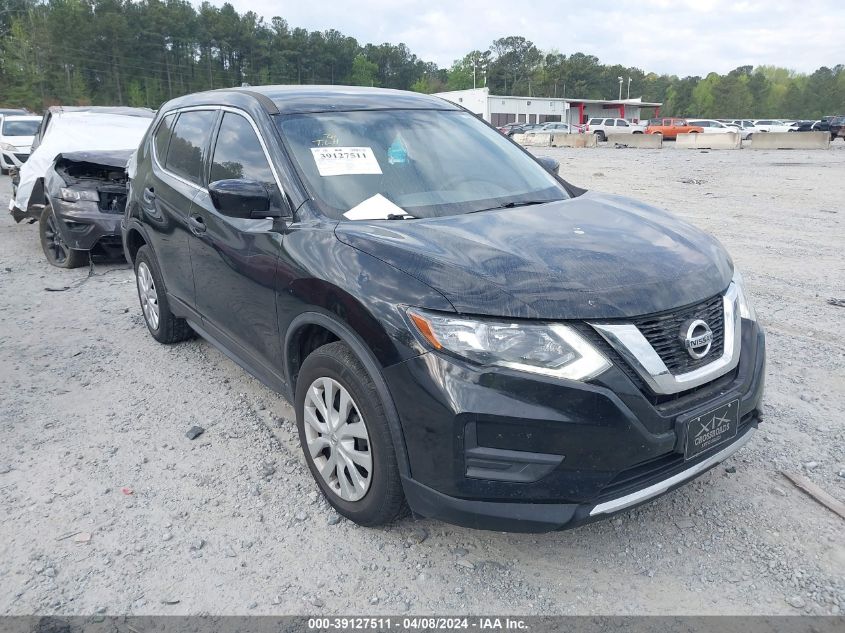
[
  {"x1": 49, "y1": 196, "x2": 123, "y2": 251},
  {"x1": 386, "y1": 320, "x2": 765, "y2": 532},
  {"x1": 1, "y1": 150, "x2": 29, "y2": 169}
]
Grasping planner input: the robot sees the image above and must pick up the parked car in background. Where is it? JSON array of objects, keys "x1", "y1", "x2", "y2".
[
  {"x1": 829, "y1": 115, "x2": 845, "y2": 140},
  {"x1": 787, "y1": 120, "x2": 815, "y2": 131},
  {"x1": 645, "y1": 118, "x2": 704, "y2": 139},
  {"x1": 538, "y1": 122, "x2": 572, "y2": 133},
  {"x1": 586, "y1": 118, "x2": 645, "y2": 142},
  {"x1": 10, "y1": 108, "x2": 153, "y2": 223},
  {"x1": 502, "y1": 123, "x2": 545, "y2": 137},
  {"x1": 751, "y1": 120, "x2": 793, "y2": 133},
  {"x1": 38, "y1": 150, "x2": 132, "y2": 268},
  {"x1": 0, "y1": 115, "x2": 41, "y2": 174},
  {"x1": 122, "y1": 86, "x2": 764, "y2": 532},
  {"x1": 687, "y1": 119, "x2": 739, "y2": 134}
]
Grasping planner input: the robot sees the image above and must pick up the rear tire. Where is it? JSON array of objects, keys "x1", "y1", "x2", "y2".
[
  {"x1": 133, "y1": 244, "x2": 193, "y2": 344},
  {"x1": 39, "y1": 205, "x2": 87, "y2": 268},
  {"x1": 295, "y1": 341, "x2": 406, "y2": 527},
  {"x1": 595, "y1": 130, "x2": 606, "y2": 142}
]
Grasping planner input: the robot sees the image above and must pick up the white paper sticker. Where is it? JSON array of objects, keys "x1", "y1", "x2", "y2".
[
  {"x1": 343, "y1": 194, "x2": 409, "y2": 221},
  {"x1": 311, "y1": 146, "x2": 382, "y2": 177}
]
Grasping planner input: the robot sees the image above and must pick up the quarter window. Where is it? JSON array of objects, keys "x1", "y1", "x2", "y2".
[
  {"x1": 153, "y1": 113, "x2": 176, "y2": 163},
  {"x1": 165, "y1": 110, "x2": 217, "y2": 185}
]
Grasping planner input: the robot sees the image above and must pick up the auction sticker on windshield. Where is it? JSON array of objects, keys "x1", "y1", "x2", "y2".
[{"x1": 311, "y1": 147, "x2": 382, "y2": 176}]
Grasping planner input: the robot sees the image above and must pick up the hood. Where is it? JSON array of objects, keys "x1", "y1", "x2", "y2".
[
  {"x1": 335, "y1": 191, "x2": 733, "y2": 320},
  {"x1": 54, "y1": 150, "x2": 134, "y2": 170},
  {"x1": 4, "y1": 135, "x2": 34, "y2": 148}
]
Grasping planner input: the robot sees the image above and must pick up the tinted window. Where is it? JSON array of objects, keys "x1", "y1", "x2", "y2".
[
  {"x1": 153, "y1": 113, "x2": 176, "y2": 163},
  {"x1": 606, "y1": 120, "x2": 616, "y2": 127},
  {"x1": 589, "y1": 119, "x2": 601, "y2": 125},
  {"x1": 165, "y1": 110, "x2": 217, "y2": 184},
  {"x1": 210, "y1": 112, "x2": 278, "y2": 195},
  {"x1": 617, "y1": 120, "x2": 629, "y2": 127}
]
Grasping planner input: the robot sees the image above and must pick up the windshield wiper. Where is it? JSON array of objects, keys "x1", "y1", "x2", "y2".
[{"x1": 470, "y1": 199, "x2": 555, "y2": 214}]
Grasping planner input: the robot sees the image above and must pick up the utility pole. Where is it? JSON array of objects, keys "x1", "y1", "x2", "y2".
[
  {"x1": 627, "y1": 77, "x2": 632, "y2": 100},
  {"x1": 617, "y1": 76, "x2": 623, "y2": 100}
]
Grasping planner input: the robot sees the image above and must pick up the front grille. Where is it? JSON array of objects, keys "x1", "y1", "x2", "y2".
[
  {"x1": 631, "y1": 294, "x2": 724, "y2": 373},
  {"x1": 97, "y1": 184, "x2": 127, "y2": 215}
]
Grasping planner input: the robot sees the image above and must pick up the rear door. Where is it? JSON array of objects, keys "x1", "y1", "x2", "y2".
[
  {"x1": 188, "y1": 109, "x2": 285, "y2": 375},
  {"x1": 143, "y1": 109, "x2": 218, "y2": 308}
]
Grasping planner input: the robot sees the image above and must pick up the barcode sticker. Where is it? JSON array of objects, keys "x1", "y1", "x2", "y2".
[{"x1": 311, "y1": 147, "x2": 382, "y2": 176}]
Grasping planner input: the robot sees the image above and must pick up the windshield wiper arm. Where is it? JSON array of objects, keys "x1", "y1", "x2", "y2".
[{"x1": 470, "y1": 199, "x2": 555, "y2": 214}]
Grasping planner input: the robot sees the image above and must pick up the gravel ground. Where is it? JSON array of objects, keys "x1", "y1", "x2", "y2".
[{"x1": 0, "y1": 143, "x2": 843, "y2": 616}]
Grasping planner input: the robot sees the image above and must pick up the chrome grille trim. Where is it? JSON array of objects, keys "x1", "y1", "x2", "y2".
[{"x1": 589, "y1": 284, "x2": 741, "y2": 395}]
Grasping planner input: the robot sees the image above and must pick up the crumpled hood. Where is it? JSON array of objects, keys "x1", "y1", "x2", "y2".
[{"x1": 335, "y1": 191, "x2": 733, "y2": 319}]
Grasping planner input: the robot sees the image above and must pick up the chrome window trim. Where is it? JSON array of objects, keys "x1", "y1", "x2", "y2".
[
  {"x1": 589, "y1": 427, "x2": 754, "y2": 516},
  {"x1": 589, "y1": 284, "x2": 741, "y2": 395},
  {"x1": 150, "y1": 104, "x2": 287, "y2": 204}
]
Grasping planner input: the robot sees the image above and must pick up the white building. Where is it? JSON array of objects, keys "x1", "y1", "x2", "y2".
[{"x1": 432, "y1": 87, "x2": 662, "y2": 127}]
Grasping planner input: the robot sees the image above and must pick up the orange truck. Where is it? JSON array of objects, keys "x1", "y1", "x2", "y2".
[{"x1": 645, "y1": 118, "x2": 704, "y2": 139}]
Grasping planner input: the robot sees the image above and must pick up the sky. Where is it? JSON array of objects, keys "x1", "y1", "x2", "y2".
[{"x1": 219, "y1": 0, "x2": 844, "y2": 77}]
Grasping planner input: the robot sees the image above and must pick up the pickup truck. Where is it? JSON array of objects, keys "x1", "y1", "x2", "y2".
[
  {"x1": 586, "y1": 118, "x2": 646, "y2": 142},
  {"x1": 645, "y1": 118, "x2": 704, "y2": 139}
]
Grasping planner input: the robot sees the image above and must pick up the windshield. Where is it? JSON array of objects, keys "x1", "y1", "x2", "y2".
[
  {"x1": 2, "y1": 119, "x2": 39, "y2": 136},
  {"x1": 276, "y1": 109, "x2": 569, "y2": 220}
]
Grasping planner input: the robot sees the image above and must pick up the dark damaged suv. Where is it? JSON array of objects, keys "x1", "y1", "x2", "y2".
[{"x1": 123, "y1": 86, "x2": 765, "y2": 532}]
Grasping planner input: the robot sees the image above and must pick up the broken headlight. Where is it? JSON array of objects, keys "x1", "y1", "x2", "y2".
[
  {"x1": 406, "y1": 308, "x2": 611, "y2": 381},
  {"x1": 0, "y1": 142, "x2": 16, "y2": 151},
  {"x1": 60, "y1": 188, "x2": 99, "y2": 203}
]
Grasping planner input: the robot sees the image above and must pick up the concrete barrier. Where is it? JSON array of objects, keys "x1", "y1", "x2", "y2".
[
  {"x1": 521, "y1": 132, "x2": 552, "y2": 147},
  {"x1": 606, "y1": 133, "x2": 662, "y2": 148},
  {"x1": 549, "y1": 133, "x2": 597, "y2": 148},
  {"x1": 510, "y1": 133, "x2": 525, "y2": 144},
  {"x1": 676, "y1": 132, "x2": 741, "y2": 149},
  {"x1": 750, "y1": 131, "x2": 830, "y2": 149}
]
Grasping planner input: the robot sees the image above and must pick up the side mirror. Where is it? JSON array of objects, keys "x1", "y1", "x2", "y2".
[
  {"x1": 208, "y1": 179, "x2": 277, "y2": 219},
  {"x1": 537, "y1": 156, "x2": 560, "y2": 175}
]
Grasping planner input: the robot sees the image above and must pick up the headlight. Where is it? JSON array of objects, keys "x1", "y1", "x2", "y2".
[
  {"x1": 406, "y1": 309, "x2": 611, "y2": 381},
  {"x1": 60, "y1": 188, "x2": 99, "y2": 203},
  {"x1": 0, "y1": 142, "x2": 16, "y2": 151},
  {"x1": 732, "y1": 269, "x2": 756, "y2": 320}
]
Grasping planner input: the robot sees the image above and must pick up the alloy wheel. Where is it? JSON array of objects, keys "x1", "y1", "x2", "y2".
[
  {"x1": 136, "y1": 262, "x2": 160, "y2": 330},
  {"x1": 44, "y1": 212, "x2": 69, "y2": 264},
  {"x1": 303, "y1": 377, "x2": 372, "y2": 502}
]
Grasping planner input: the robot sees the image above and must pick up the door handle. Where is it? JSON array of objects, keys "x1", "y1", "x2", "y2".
[{"x1": 187, "y1": 214, "x2": 206, "y2": 235}]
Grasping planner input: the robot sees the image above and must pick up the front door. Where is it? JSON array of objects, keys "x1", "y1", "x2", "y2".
[{"x1": 189, "y1": 110, "x2": 284, "y2": 375}]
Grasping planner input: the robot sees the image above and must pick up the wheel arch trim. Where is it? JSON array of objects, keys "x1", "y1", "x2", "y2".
[{"x1": 284, "y1": 311, "x2": 412, "y2": 478}]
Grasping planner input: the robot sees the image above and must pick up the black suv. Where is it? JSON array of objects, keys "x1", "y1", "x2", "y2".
[{"x1": 123, "y1": 86, "x2": 765, "y2": 532}]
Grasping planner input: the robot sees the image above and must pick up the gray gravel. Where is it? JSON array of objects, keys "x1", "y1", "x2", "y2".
[{"x1": 1, "y1": 144, "x2": 843, "y2": 615}]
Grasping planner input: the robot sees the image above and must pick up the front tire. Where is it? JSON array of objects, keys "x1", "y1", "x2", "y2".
[
  {"x1": 295, "y1": 341, "x2": 405, "y2": 526},
  {"x1": 39, "y1": 205, "x2": 87, "y2": 268},
  {"x1": 133, "y1": 245, "x2": 193, "y2": 344},
  {"x1": 594, "y1": 130, "x2": 606, "y2": 142}
]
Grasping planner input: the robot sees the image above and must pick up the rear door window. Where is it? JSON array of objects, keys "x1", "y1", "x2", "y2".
[{"x1": 165, "y1": 110, "x2": 217, "y2": 185}]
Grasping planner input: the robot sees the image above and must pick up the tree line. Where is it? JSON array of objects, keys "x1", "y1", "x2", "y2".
[{"x1": 1, "y1": 1, "x2": 843, "y2": 119}]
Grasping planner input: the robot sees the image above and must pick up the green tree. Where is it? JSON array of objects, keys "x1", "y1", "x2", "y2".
[{"x1": 349, "y1": 54, "x2": 378, "y2": 87}]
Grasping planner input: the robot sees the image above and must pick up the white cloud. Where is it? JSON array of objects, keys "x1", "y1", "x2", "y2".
[{"x1": 218, "y1": 0, "x2": 844, "y2": 76}]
